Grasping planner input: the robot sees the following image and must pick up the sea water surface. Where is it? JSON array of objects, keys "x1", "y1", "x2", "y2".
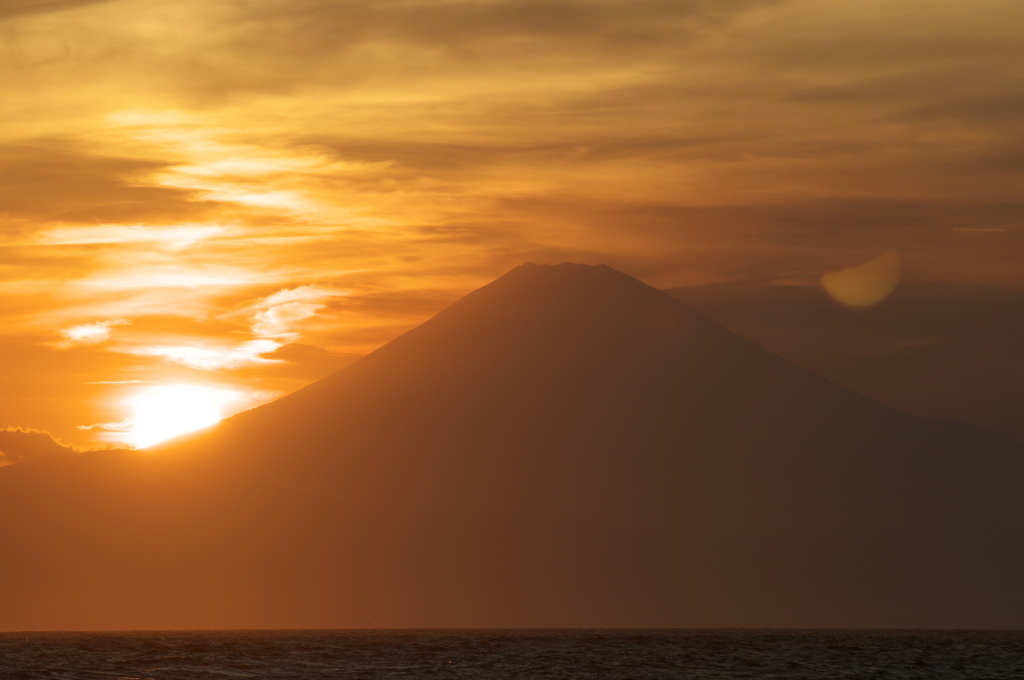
[{"x1": 1, "y1": 629, "x2": 1022, "y2": 679}]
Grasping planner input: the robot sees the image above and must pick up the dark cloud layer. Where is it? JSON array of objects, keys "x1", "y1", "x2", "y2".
[
  {"x1": 0, "y1": 0, "x2": 111, "y2": 18},
  {"x1": 2, "y1": 0, "x2": 780, "y2": 100},
  {"x1": 0, "y1": 141, "x2": 225, "y2": 224},
  {"x1": 257, "y1": 0, "x2": 771, "y2": 51},
  {"x1": 0, "y1": 427, "x2": 77, "y2": 466}
]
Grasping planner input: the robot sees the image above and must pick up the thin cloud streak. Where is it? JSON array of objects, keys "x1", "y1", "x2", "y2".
[
  {"x1": 57, "y1": 318, "x2": 129, "y2": 347},
  {"x1": 0, "y1": 0, "x2": 113, "y2": 19},
  {"x1": 129, "y1": 339, "x2": 284, "y2": 371}
]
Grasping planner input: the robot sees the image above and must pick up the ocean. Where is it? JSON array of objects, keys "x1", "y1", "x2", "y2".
[{"x1": 1, "y1": 629, "x2": 1022, "y2": 679}]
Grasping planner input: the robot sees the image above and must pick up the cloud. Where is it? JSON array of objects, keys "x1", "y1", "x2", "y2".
[
  {"x1": 129, "y1": 338, "x2": 283, "y2": 370},
  {"x1": 0, "y1": 427, "x2": 77, "y2": 466},
  {"x1": 0, "y1": 0, "x2": 113, "y2": 19},
  {"x1": 482, "y1": 194, "x2": 1024, "y2": 288},
  {"x1": 76, "y1": 419, "x2": 130, "y2": 433},
  {"x1": 85, "y1": 380, "x2": 146, "y2": 384},
  {"x1": 31, "y1": 224, "x2": 228, "y2": 249},
  {"x1": 57, "y1": 318, "x2": 129, "y2": 346},
  {"x1": 0, "y1": 0, "x2": 779, "y2": 104},
  {"x1": 252, "y1": 302, "x2": 326, "y2": 338},
  {"x1": 248, "y1": 285, "x2": 350, "y2": 338},
  {"x1": 109, "y1": 286, "x2": 349, "y2": 371},
  {"x1": 0, "y1": 142, "x2": 230, "y2": 225},
  {"x1": 244, "y1": 0, "x2": 769, "y2": 59}
]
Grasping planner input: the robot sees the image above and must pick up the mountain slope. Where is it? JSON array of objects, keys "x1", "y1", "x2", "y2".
[{"x1": 1, "y1": 262, "x2": 1023, "y2": 630}]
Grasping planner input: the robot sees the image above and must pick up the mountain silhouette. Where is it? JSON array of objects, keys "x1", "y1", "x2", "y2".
[{"x1": 2, "y1": 262, "x2": 1023, "y2": 630}]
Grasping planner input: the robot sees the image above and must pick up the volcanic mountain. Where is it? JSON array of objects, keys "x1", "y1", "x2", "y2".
[{"x1": 2, "y1": 263, "x2": 1023, "y2": 630}]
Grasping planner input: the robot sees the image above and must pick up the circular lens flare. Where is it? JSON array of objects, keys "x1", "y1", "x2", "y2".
[
  {"x1": 821, "y1": 252, "x2": 901, "y2": 308},
  {"x1": 130, "y1": 384, "x2": 232, "y2": 448}
]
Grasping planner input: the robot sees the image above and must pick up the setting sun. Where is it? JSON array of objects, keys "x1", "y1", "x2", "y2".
[{"x1": 130, "y1": 385, "x2": 234, "y2": 448}]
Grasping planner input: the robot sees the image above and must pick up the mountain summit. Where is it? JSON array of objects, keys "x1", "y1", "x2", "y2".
[{"x1": 2, "y1": 263, "x2": 1023, "y2": 630}]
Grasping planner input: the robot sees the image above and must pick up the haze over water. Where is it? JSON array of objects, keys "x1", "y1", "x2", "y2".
[{"x1": 3, "y1": 630, "x2": 1024, "y2": 679}]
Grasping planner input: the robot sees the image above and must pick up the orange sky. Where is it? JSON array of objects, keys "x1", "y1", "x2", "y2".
[{"x1": 1, "y1": 0, "x2": 1022, "y2": 449}]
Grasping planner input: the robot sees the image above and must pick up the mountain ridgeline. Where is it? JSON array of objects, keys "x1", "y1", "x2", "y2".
[{"x1": 1, "y1": 263, "x2": 1023, "y2": 630}]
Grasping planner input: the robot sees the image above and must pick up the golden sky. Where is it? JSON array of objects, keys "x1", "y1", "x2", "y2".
[{"x1": 1, "y1": 0, "x2": 1022, "y2": 449}]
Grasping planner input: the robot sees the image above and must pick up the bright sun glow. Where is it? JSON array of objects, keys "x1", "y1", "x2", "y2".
[{"x1": 130, "y1": 385, "x2": 235, "y2": 448}]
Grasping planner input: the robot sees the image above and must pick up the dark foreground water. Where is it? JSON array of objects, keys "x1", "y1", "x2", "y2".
[{"x1": 1, "y1": 629, "x2": 1023, "y2": 679}]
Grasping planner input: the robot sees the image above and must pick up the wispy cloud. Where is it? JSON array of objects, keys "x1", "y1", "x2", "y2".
[
  {"x1": 248, "y1": 285, "x2": 350, "y2": 338},
  {"x1": 111, "y1": 285, "x2": 349, "y2": 370},
  {"x1": 85, "y1": 380, "x2": 147, "y2": 384},
  {"x1": 128, "y1": 338, "x2": 283, "y2": 370},
  {"x1": 0, "y1": 0, "x2": 114, "y2": 19},
  {"x1": 29, "y1": 224, "x2": 228, "y2": 249},
  {"x1": 56, "y1": 318, "x2": 129, "y2": 347},
  {"x1": 76, "y1": 420, "x2": 130, "y2": 432}
]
